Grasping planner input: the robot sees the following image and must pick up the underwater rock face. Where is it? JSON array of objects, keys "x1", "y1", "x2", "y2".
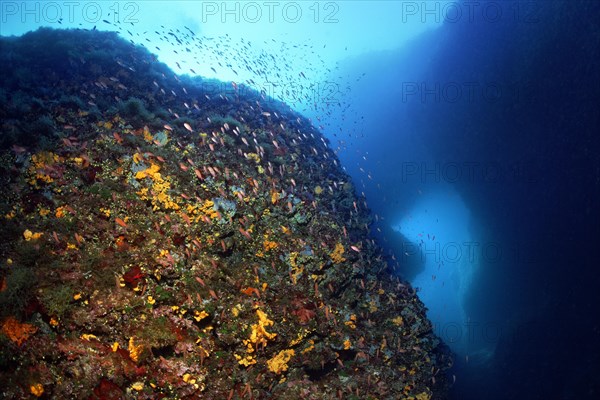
[{"x1": 0, "y1": 28, "x2": 451, "y2": 399}]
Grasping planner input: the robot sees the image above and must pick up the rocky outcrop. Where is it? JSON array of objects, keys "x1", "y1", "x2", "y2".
[{"x1": 0, "y1": 28, "x2": 451, "y2": 399}]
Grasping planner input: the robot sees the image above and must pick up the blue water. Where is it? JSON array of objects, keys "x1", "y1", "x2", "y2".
[
  {"x1": 2, "y1": 1, "x2": 600, "y2": 398},
  {"x1": 396, "y1": 187, "x2": 476, "y2": 356}
]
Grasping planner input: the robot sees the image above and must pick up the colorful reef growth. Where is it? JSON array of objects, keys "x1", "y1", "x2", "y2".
[{"x1": 0, "y1": 29, "x2": 452, "y2": 399}]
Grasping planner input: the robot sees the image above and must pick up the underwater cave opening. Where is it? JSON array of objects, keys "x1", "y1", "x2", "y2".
[{"x1": 393, "y1": 184, "x2": 490, "y2": 359}]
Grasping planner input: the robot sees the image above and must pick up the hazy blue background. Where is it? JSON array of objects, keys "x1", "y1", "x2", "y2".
[{"x1": 3, "y1": 1, "x2": 599, "y2": 398}]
